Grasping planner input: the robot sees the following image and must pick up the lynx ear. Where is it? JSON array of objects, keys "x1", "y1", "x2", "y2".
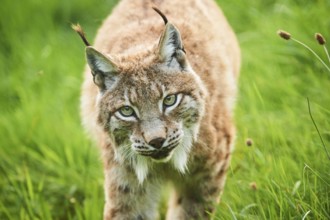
[
  {"x1": 158, "y1": 23, "x2": 188, "y2": 69},
  {"x1": 86, "y1": 46, "x2": 119, "y2": 90}
]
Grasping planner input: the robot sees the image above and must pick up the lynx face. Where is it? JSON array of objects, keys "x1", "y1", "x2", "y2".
[{"x1": 87, "y1": 23, "x2": 207, "y2": 183}]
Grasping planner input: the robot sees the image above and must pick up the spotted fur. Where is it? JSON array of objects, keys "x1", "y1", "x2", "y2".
[{"x1": 80, "y1": 0, "x2": 240, "y2": 219}]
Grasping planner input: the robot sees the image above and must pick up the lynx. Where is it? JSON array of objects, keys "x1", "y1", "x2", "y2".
[{"x1": 76, "y1": 0, "x2": 240, "y2": 219}]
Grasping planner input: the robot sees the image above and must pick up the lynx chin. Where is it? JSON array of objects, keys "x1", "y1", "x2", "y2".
[{"x1": 76, "y1": 0, "x2": 240, "y2": 219}]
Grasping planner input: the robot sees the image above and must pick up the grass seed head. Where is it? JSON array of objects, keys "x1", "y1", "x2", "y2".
[
  {"x1": 250, "y1": 182, "x2": 257, "y2": 190},
  {"x1": 246, "y1": 138, "x2": 253, "y2": 147},
  {"x1": 315, "y1": 33, "x2": 326, "y2": 45},
  {"x1": 277, "y1": 30, "x2": 291, "y2": 40}
]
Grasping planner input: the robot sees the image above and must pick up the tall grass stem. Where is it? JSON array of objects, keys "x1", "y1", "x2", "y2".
[
  {"x1": 323, "y1": 46, "x2": 330, "y2": 64},
  {"x1": 302, "y1": 210, "x2": 311, "y2": 220},
  {"x1": 307, "y1": 98, "x2": 330, "y2": 160},
  {"x1": 292, "y1": 38, "x2": 330, "y2": 73}
]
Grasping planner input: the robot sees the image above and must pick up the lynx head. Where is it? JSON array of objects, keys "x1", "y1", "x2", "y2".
[{"x1": 80, "y1": 15, "x2": 207, "y2": 183}]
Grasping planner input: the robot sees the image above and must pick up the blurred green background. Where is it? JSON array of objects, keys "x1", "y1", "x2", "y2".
[{"x1": 0, "y1": 0, "x2": 329, "y2": 219}]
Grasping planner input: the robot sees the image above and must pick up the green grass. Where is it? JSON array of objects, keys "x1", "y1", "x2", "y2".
[{"x1": 1, "y1": 0, "x2": 329, "y2": 219}]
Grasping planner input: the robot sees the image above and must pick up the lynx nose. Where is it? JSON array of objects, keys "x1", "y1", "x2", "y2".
[{"x1": 148, "y1": 138, "x2": 165, "y2": 149}]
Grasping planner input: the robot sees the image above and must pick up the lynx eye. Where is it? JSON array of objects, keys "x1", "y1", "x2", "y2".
[
  {"x1": 119, "y1": 106, "x2": 135, "y2": 117},
  {"x1": 163, "y1": 94, "x2": 177, "y2": 107}
]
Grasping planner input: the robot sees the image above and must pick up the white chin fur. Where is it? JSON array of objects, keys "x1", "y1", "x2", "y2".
[
  {"x1": 134, "y1": 156, "x2": 149, "y2": 184},
  {"x1": 171, "y1": 127, "x2": 194, "y2": 173}
]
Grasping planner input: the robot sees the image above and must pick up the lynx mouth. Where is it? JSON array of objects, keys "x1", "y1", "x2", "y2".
[
  {"x1": 138, "y1": 143, "x2": 179, "y2": 161},
  {"x1": 150, "y1": 150, "x2": 172, "y2": 160}
]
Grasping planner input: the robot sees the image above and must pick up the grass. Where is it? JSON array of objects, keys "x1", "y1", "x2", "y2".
[{"x1": 0, "y1": 0, "x2": 329, "y2": 219}]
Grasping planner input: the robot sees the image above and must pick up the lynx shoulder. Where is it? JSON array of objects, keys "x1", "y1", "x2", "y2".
[{"x1": 77, "y1": 0, "x2": 240, "y2": 219}]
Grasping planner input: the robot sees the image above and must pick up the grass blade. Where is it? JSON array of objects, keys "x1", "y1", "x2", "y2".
[{"x1": 307, "y1": 98, "x2": 330, "y2": 160}]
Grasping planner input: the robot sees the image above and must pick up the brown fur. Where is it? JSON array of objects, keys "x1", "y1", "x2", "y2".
[{"x1": 79, "y1": 0, "x2": 240, "y2": 219}]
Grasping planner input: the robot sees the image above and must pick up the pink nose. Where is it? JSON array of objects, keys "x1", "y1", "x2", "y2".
[{"x1": 148, "y1": 138, "x2": 165, "y2": 149}]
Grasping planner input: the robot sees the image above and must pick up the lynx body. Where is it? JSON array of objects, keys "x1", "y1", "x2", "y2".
[{"x1": 80, "y1": 0, "x2": 240, "y2": 219}]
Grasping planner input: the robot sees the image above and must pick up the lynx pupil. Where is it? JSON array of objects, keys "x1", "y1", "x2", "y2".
[
  {"x1": 119, "y1": 106, "x2": 134, "y2": 117},
  {"x1": 163, "y1": 94, "x2": 177, "y2": 107}
]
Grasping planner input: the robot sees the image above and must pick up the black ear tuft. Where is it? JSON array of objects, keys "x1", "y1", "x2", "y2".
[
  {"x1": 72, "y1": 23, "x2": 91, "y2": 46},
  {"x1": 152, "y1": 7, "x2": 168, "y2": 25}
]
